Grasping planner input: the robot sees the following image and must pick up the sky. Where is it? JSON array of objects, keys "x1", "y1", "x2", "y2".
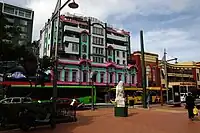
[{"x1": 3, "y1": 0, "x2": 200, "y2": 62}]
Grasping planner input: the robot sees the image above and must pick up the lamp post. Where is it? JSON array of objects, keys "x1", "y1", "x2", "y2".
[
  {"x1": 161, "y1": 49, "x2": 177, "y2": 103},
  {"x1": 51, "y1": 0, "x2": 79, "y2": 120},
  {"x1": 140, "y1": 30, "x2": 147, "y2": 108},
  {"x1": 90, "y1": 72, "x2": 95, "y2": 111}
]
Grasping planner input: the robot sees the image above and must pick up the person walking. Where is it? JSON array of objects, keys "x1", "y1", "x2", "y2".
[{"x1": 186, "y1": 92, "x2": 195, "y2": 121}]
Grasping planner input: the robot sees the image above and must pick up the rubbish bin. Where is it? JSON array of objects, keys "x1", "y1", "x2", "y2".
[
  {"x1": 114, "y1": 106, "x2": 128, "y2": 117},
  {"x1": 129, "y1": 100, "x2": 134, "y2": 107}
]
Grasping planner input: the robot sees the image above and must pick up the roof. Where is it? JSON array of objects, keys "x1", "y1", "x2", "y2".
[
  {"x1": 132, "y1": 51, "x2": 158, "y2": 57},
  {"x1": 0, "y1": 1, "x2": 33, "y2": 11},
  {"x1": 174, "y1": 62, "x2": 196, "y2": 66}
]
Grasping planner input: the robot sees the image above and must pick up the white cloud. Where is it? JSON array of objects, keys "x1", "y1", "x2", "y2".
[
  {"x1": 26, "y1": 0, "x2": 192, "y2": 40},
  {"x1": 131, "y1": 28, "x2": 200, "y2": 61},
  {"x1": 20, "y1": 0, "x2": 200, "y2": 61}
]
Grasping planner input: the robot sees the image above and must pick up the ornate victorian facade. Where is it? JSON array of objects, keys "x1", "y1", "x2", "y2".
[{"x1": 39, "y1": 13, "x2": 137, "y2": 90}]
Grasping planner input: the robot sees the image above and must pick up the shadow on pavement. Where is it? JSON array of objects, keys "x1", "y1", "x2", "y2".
[{"x1": 5, "y1": 112, "x2": 95, "y2": 133}]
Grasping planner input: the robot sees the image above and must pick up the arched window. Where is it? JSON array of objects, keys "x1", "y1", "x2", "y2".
[
  {"x1": 82, "y1": 54, "x2": 87, "y2": 59},
  {"x1": 82, "y1": 34, "x2": 87, "y2": 42},
  {"x1": 83, "y1": 70, "x2": 88, "y2": 82},
  {"x1": 82, "y1": 45, "x2": 87, "y2": 53}
]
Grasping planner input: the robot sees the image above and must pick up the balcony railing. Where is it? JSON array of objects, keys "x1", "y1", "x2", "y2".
[{"x1": 63, "y1": 36, "x2": 79, "y2": 43}]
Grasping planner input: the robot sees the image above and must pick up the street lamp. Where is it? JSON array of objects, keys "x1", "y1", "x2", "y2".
[
  {"x1": 90, "y1": 72, "x2": 96, "y2": 111},
  {"x1": 140, "y1": 30, "x2": 147, "y2": 108},
  {"x1": 161, "y1": 49, "x2": 177, "y2": 103},
  {"x1": 68, "y1": 0, "x2": 79, "y2": 9},
  {"x1": 52, "y1": 0, "x2": 79, "y2": 122}
]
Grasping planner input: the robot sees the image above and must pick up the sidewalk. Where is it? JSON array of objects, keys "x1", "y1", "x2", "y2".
[{"x1": 5, "y1": 108, "x2": 200, "y2": 133}]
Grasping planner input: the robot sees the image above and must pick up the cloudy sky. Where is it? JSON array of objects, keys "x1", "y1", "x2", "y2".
[{"x1": 3, "y1": 0, "x2": 200, "y2": 61}]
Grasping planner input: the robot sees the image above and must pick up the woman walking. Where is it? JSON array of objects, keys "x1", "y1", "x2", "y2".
[{"x1": 186, "y1": 92, "x2": 195, "y2": 121}]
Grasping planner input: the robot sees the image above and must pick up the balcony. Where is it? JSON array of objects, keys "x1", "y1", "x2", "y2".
[
  {"x1": 107, "y1": 43, "x2": 127, "y2": 51},
  {"x1": 107, "y1": 34, "x2": 127, "y2": 42},
  {"x1": 64, "y1": 25, "x2": 89, "y2": 33},
  {"x1": 63, "y1": 36, "x2": 79, "y2": 43}
]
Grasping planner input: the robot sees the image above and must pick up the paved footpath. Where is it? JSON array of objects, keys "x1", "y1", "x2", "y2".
[{"x1": 4, "y1": 107, "x2": 200, "y2": 133}]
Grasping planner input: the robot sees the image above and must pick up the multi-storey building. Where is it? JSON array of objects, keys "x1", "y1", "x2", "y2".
[
  {"x1": 0, "y1": 1, "x2": 34, "y2": 46},
  {"x1": 160, "y1": 62, "x2": 197, "y2": 93},
  {"x1": 196, "y1": 62, "x2": 200, "y2": 89},
  {"x1": 39, "y1": 13, "x2": 137, "y2": 99},
  {"x1": 131, "y1": 51, "x2": 161, "y2": 88}
]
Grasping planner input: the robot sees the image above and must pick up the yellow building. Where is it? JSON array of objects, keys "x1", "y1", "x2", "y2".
[
  {"x1": 196, "y1": 62, "x2": 200, "y2": 89},
  {"x1": 160, "y1": 61, "x2": 197, "y2": 93}
]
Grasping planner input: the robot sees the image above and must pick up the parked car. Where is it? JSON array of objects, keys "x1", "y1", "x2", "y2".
[{"x1": 0, "y1": 97, "x2": 32, "y2": 104}]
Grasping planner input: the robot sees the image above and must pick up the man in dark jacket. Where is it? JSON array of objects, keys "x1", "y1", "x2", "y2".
[{"x1": 186, "y1": 92, "x2": 195, "y2": 120}]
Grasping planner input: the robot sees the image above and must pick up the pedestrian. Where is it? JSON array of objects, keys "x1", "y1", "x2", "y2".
[
  {"x1": 186, "y1": 92, "x2": 195, "y2": 121},
  {"x1": 147, "y1": 92, "x2": 151, "y2": 109}
]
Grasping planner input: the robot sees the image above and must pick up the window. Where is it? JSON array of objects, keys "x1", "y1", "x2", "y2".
[
  {"x1": 19, "y1": 20, "x2": 28, "y2": 26},
  {"x1": 116, "y1": 51, "x2": 119, "y2": 57},
  {"x1": 82, "y1": 45, "x2": 87, "y2": 53},
  {"x1": 72, "y1": 71, "x2": 77, "y2": 82},
  {"x1": 6, "y1": 18, "x2": 14, "y2": 23},
  {"x1": 82, "y1": 34, "x2": 87, "y2": 42},
  {"x1": 25, "y1": 12, "x2": 32, "y2": 18},
  {"x1": 12, "y1": 98, "x2": 20, "y2": 103},
  {"x1": 57, "y1": 71, "x2": 61, "y2": 81},
  {"x1": 132, "y1": 75, "x2": 135, "y2": 84},
  {"x1": 122, "y1": 52, "x2": 125, "y2": 58},
  {"x1": 65, "y1": 71, "x2": 69, "y2": 81},
  {"x1": 19, "y1": 10, "x2": 25, "y2": 17},
  {"x1": 100, "y1": 73, "x2": 104, "y2": 83},
  {"x1": 109, "y1": 73, "x2": 113, "y2": 83},
  {"x1": 197, "y1": 73, "x2": 200, "y2": 81},
  {"x1": 72, "y1": 43, "x2": 78, "y2": 52},
  {"x1": 20, "y1": 27, "x2": 27, "y2": 32},
  {"x1": 93, "y1": 56, "x2": 104, "y2": 63},
  {"x1": 93, "y1": 27, "x2": 104, "y2": 36},
  {"x1": 22, "y1": 98, "x2": 32, "y2": 103},
  {"x1": 123, "y1": 60, "x2": 126, "y2": 65},
  {"x1": 2, "y1": 99, "x2": 12, "y2": 103},
  {"x1": 82, "y1": 54, "x2": 87, "y2": 59},
  {"x1": 14, "y1": 10, "x2": 18, "y2": 15},
  {"x1": 124, "y1": 74, "x2": 127, "y2": 83},
  {"x1": 83, "y1": 71, "x2": 88, "y2": 82},
  {"x1": 3, "y1": 6, "x2": 14, "y2": 14},
  {"x1": 108, "y1": 49, "x2": 112, "y2": 56},
  {"x1": 92, "y1": 73, "x2": 97, "y2": 82},
  {"x1": 118, "y1": 74, "x2": 122, "y2": 82},
  {"x1": 108, "y1": 58, "x2": 112, "y2": 62},
  {"x1": 92, "y1": 36, "x2": 104, "y2": 45},
  {"x1": 117, "y1": 60, "x2": 120, "y2": 64},
  {"x1": 93, "y1": 47, "x2": 103, "y2": 55}
]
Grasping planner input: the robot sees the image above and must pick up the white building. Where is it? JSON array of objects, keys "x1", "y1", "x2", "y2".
[{"x1": 39, "y1": 13, "x2": 137, "y2": 88}]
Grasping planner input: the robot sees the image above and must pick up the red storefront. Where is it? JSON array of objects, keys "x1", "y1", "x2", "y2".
[{"x1": 131, "y1": 51, "x2": 161, "y2": 88}]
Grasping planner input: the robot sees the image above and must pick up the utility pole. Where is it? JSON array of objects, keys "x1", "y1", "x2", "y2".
[
  {"x1": 140, "y1": 30, "x2": 147, "y2": 108},
  {"x1": 163, "y1": 49, "x2": 168, "y2": 103}
]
